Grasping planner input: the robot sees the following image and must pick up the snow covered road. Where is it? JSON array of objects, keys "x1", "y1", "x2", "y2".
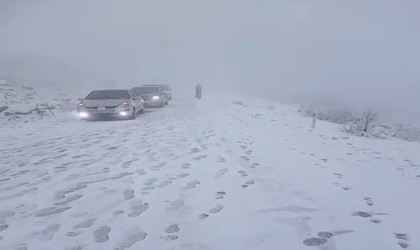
[{"x1": 1, "y1": 94, "x2": 419, "y2": 250}]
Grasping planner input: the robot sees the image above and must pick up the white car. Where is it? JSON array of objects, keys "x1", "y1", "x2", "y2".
[{"x1": 76, "y1": 89, "x2": 145, "y2": 121}]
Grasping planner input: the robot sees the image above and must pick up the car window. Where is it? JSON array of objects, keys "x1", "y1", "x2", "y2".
[
  {"x1": 85, "y1": 90, "x2": 130, "y2": 100},
  {"x1": 132, "y1": 87, "x2": 159, "y2": 94},
  {"x1": 128, "y1": 90, "x2": 136, "y2": 99}
]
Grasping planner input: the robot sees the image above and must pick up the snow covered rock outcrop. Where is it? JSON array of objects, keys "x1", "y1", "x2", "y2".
[{"x1": 0, "y1": 79, "x2": 75, "y2": 123}]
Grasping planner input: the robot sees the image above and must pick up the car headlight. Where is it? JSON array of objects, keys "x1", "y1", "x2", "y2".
[
  {"x1": 152, "y1": 96, "x2": 160, "y2": 100},
  {"x1": 79, "y1": 112, "x2": 88, "y2": 118},
  {"x1": 117, "y1": 102, "x2": 131, "y2": 109},
  {"x1": 77, "y1": 103, "x2": 86, "y2": 110}
]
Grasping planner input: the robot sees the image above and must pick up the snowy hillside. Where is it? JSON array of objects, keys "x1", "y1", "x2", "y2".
[
  {"x1": 0, "y1": 79, "x2": 75, "y2": 123},
  {"x1": 0, "y1": 93, "x2": 419, "y2": 250}
]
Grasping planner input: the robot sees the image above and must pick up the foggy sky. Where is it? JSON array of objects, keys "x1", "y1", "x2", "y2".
[{"x1": 1, "y1": 0, "x2": 419, "y2": 122}]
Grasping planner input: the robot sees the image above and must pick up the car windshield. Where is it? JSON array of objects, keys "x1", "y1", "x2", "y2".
[
  {"x1": 85, "y1": 90, "x2": 129, "y2": 100},
  {"x1": 133, "y1": 87, "x2": 159, "y2": 94}
]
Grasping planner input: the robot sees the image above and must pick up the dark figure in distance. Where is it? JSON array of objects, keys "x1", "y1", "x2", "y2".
[{"x1": 195, "y1": 84, "x2": 202, "y2": 99}]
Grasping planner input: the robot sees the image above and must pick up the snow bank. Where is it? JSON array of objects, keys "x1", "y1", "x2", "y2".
[
  {"x1": 0, "y1": 79, "x2": 76, "y2": 123},
  {"x1": 299, "y1": 104, "x2": 420, "y2": 142}
]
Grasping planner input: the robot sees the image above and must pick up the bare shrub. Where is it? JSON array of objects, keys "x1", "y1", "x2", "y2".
[
  {"x1": 341, "y1": 109, "x2": 382, "y2": 138},
  {"x1": 300, "y1": 105, "x2": 355, "y2": 124}
]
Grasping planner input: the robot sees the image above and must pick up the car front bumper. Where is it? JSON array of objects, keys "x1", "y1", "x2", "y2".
[
  {"x1": 144, "y1": 100, "x2": 162, "y2": 107},
  {"x1": 78, "y1": 109, "x2": 131, "y2": 120}
]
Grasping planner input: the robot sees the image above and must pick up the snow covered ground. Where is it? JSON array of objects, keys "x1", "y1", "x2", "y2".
[{"x1": 0, "y1": 92, "x2": 419, "y2": 250}]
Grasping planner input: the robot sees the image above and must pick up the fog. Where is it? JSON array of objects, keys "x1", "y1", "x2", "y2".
[{"x1": 1, "y1": 0, "x2": 419, "y2": 122}]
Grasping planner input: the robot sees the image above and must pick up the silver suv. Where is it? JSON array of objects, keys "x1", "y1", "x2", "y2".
[
  {"x1": 131, "y1": 86, "x2": 169, "y2": 108},
  {"x1": 77, "y1": 90, "x2": 145, "y2": 120},
  {"x1": 142, "y1": 84, "x2": 172, "y2": 100}
]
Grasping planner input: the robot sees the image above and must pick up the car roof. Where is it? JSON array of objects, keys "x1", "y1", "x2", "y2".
[
  {"x1": 90, "y1": 89, "x2": 129, "y2": 92},
  {"x1": 132, "y1": 86, "x2": 160, "y2": 90},
  {"x1": 142, "y1": 84, "x2": 169, "y2": 87}
]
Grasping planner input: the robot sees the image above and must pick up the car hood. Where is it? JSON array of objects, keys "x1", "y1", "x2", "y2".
[{"x1": 81, "y1": 99, "x2": 128, "y2": 107}]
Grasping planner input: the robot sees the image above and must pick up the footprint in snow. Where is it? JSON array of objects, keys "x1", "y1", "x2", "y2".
[
  {"x1": 238, "y1": 170, "x2": 248, "y2": 177},
  {"x1": 352, "y1": 211, "x2": 372, "y2": 218},
  {"x1": 114, "y1": 230, "x2": 147, "y2": 250},
  {"x1": 73, "y1": 218, "x2": 97, "y2": 229},
  {"x1": 12, "y1": 245, "x2": 28, "y2": 250},
  {"x1": 136, "y1": 169, "x2": 146, "y2": 175},
  {"x1": 215, "y1": 191, "x2": 226, "y2": 200},
  {"x1": 182, "y1": 163, "x2": 191, "y2": 169},
  {"x1": 149, "y1": 162, "x2": 167, "y2": 171},
  {"x1": 164, "y1": 224, "x2": 180, "y2": 234},
  {"x1": 113, "y1": 210, "x2": 125, "y2": 216},
  {"x1": 55, "y1": 183, "x2": 88, "y2": 199},
  {"x1": 123, "y1": 189, "x2": 135, "y2": 200},
  {"x1": 184, "y1": 181, "x2": 200, "y2": 190},
  {"x1": 370, "y1": 218, "x2": 382, "y2": 224},
  {"x1": 241, "y1": 180, "x2": 255, "y2": 188},
  {"x1": 364, "y1": 197, "x2": 374, "y2": 206},
  {"x1": 217, "y1": 157, "x2": 226, "y2": 163},
  {"x1": 162, "y1": 224, "x2": 180, "y2": 241},
  {"x1": 250, "y1": 162, "x2": 260, "y2": 168},
  {"x1": 66, "y1": 231, "x2": 82, "y2": 237},
  {"x1": 215, "y1": 168, "x2": 228, "y2": 178},
  {"x1": 0, "y1": 224, "x2": 8, "y2": 232},
  {"x1": 198, "y1": 213, "x2": 209, "y2": 220},
  {"x1": 157, "y1": 180, "x2": 172, "y2": 188},
  {"x1": 39, "y1": 223, "x2": 60, "y2": 241},
  {"x1": 209, "y1": 205, "x2": 224, "y2": 214},
  {"x1": 194, "y1": 155, "x2": 208, "y2": 161},
  {"x1": 34, "y1": 207, "x2": 71, "y2": 217},
  {"x1": 302, "y1": 237, "x2": 327, "y2": 247},
  {"x1": 128, "y1": 200, "x2": 149, "y2": 217},
  {"x1": 353, "y1": 211, "x2": 386, "y2": 223},
  {"x1": 317, "y1": 231, "x2": 334, "y2": 238},
  {"x1": 166, "y1": 200, "x2": 184, "y2": 211},
  {"x1": 177, "y1": 173, "x2": 190, "y2": 178},
  {"x1": 94, "y1": 225, "x2": 111, "y2": 243},
  {"x1": 144, "y1": 178, "x2": 158, "y2": 185},
  {"x1": 394, "y1": 232, "x2": 410, "y2": 249},
  {"x1": 143, "y1": 185, "x2": 155, "y2": 191},
  {"x1": 121, "y1": 161, "x2": 134, "y2": 168},
  {"x1": 241, "y1": 156, "x2": 250, "y2": 161},
  {"x1": 54, "y1": 194, "x2": 84, "y2": 206},
  {"x1": 190, "y1": 148, "x2": 200, "y2": 154},
  {"x1": 111, "y1": 172, "x2": 133, "y2": 180}
]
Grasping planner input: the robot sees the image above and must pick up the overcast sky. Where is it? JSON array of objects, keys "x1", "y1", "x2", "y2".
[{"x1": 0, "y1": 0, "x2": 419, "y2": 121}]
